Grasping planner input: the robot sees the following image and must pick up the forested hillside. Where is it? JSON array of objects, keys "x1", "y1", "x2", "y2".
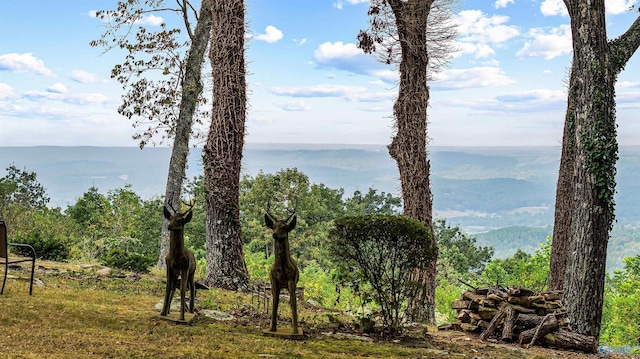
[
  {"x1": 2, "y1": 145, "x2": 640, "y2": 270},
  {"x1": 2, "y1": 162, "x2": 640, "y2": 346}
]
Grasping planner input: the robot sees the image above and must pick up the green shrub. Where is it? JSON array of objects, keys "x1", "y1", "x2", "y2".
[
  {"x1": 96, "y1": 237, "x2": 155, "y2": 273},
  {"x1": 13, "y1": 231, "x2": 69, "y2": 261},
  {"x1": 245, "y1": 251, "x2": 273, "y2": 283},
  {"x1": 103, "y1": 248, "x2": 154, "y2": 273},
  {"x1": 601, "y1": 255, "x2": 640, "y2": 346},
  {"x1": 5, "y1": 206, "x2": 74, "y2": 261},
  {"x1": 478, "y1": 237, "x2": 550, "y2": 291},
  {"x1": 329, "y1": 215, "x2": 436, "y2": 332}
]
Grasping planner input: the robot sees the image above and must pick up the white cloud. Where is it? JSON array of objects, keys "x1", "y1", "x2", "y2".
[
  {"x1": 452, "y1": 10, "x2": 519, "y2": 59},
  {"x1": 333, "y1": 0, "x2": 368, "y2": 9},
  {"x1": 369, "y1": 69, "x2": 398, "y2": 83},
  {"x1": 47, "y1": 83, "x2": 68, "y2": 94},
  {"x1": 23, "y1": 90, "x2": 63, "y2": 101},
  {"x1": 348, "y1": 91, "x2": 395, "y2": 103},
  {"x1": 617, "y1": 92, "x2": 640, "y2": 107},
  {"x1": 276, "y1": 101, "x2": 311, "y2": 111},
  {"x1": 294, "y1": 38, "x2": 307, "y2": 46},
  {"x1": 313, "y1": 41, "x2": 384, "y2": 78},
  {"x1": 270, "y1": 84, "x2": 394, "y2": 103},
  {"x1": 495, "y1": 0, "x2": 515, "y2": 8},
  {"x1": 495, "y1": 89, "x2": 566, "y2": 104},
  {"x1": 71, "y1": 70, "x2": 108, "y2": 84},
  {"x1": 516, "y1": 24, "x2": 572, "y2": 60},
  {"x1": 134, "y1": 14, "x2": 163, "y2": 26},
  {"x1": 0, "y1": 53, "x2": 54, "y2": 77},
  {"x1": 441, "y1": 88, "x2": 567, "y2": 113},
  {"x1": 271, "y1": 84, "x2": 367, "y2": 98},
  {"x1": 0, "y1": 83, "x2": 16, "y2": 100},
  {"x1": 315, "y1": 41, "x2": 363, "y2": 62},
  {"x1": 255, "y1": 26, "x2": 283, "y2": 43},
  {"x1": 64, "y1": 93, "x2": 111, "y2": 105},
  {"x1": 540, "y1": 0, "x2": 568, "y2": 16},
  {"x1": 619, "y1": 81, "x2": 640, "y2": 88},
  {"x1": 453, "y1": 42, "x2": 496, "y2": 59},
  {"x1": 432, "y1": 67, "x2": 515, "y2": 89},
  {"x1": 455, "y1": 10, "x2": 520, "y2": 44},
  {"x1": 607, "y1": 0, "x2": 637, "y2": 14},
  {"x1": 23, "y1": 89, "x2": 110, "y2": 105}
]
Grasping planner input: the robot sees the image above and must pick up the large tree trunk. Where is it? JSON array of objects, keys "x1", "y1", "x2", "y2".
[
  {"x1": 202, "y1": 0, "x2": 249, "y2": 291},
  {"x1": 387, "y1": 0, "x2": 437, "y2": 324},
  {"x1": 157, "y1": 2, "x2": 212, "y2": 270},
  {"x1": 557, "y1": 0, "x2": 640, "y2": 340}
]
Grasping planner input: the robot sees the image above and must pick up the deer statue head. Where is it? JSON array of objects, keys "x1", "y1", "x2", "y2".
[
  {"x1": 163, "y1": 203, "x2": 193, "y2": 231},
  {"x1": 264, "y1": 210, "x2": 296, "y2": 241}
]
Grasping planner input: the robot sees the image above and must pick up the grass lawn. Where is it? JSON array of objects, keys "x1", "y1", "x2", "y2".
[{"x1": 0, "y1": 261, "x2": 616, "y2": 358}]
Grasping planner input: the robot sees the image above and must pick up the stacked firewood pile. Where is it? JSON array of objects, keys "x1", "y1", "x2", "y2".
[{"x1": 438, "y1": 286, "x2": 598, "y2": 353}]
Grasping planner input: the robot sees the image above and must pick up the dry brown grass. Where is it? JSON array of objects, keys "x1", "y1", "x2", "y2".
[{"x1": 0, "y1": 261, "x2": 618, "y2": 358}]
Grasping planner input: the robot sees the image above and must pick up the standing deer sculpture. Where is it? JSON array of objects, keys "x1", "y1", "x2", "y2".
[
  {"x1": 161, "y1": 203, "x2": 196, "y2": 321},
  {"x1": 265, "y1": 206, "x2": 300, "y2": 334}
]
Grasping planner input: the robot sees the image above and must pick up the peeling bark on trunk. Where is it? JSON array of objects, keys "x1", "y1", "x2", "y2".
[
  {"x1": 157, "y1": 3, "x2": 213, "y2": 270},
  {"x1": 202, "y1": 0, "x2": 249, "y2": 291},
  {"x1": 386, "y1": 0, "x2": 437, "y2": 324}
]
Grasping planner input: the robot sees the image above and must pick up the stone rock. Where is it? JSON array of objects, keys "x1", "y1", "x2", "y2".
[
  {"x1": 201, "y1": 310, "x2": 236, "y2": 321},
  {"x1": 321, "y1": 332, "x2": 374, "y2": 342},
  {"x1": 96, "y1": 267, "x2": 111, "y2": 276},
  {"x1": 155, "y1": 297, "x2": 200, "y2": 312}
]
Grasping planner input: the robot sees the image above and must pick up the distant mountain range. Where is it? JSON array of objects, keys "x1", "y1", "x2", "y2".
[
  {"x1": 2, "y1": 144, "x2": 640, "y2": 269},
  {"x1": 2, "y1": 144, "x2": 640, "y2": 227}
]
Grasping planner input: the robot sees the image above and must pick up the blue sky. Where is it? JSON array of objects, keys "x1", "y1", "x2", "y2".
[{"x1": 1, "y1": 0, "x2": 639, "y2": 147}]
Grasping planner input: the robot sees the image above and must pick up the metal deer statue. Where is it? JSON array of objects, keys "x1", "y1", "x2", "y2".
[
  {"x1": 161, "y1": 202, "x2": 196, "y2": 321},
  {"x1": 265, "y1": 205, "x2": 300, "y2": 334}
]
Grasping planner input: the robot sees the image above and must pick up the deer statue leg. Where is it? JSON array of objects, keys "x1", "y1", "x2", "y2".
[
  {"x1": 270, "y1": 283, "x2": 280, "y2": 332},
  {"x1": 179, "y1": 267, "x2": 188, "y2": 321},
  {"x1": 188, "y1": 267, "x2": 196, "y2": 314},
  {"x1": 161, "y1": 267, "x2": 175, "y2": 316},
  {"x1": 288, "y1": 279, "x2": 299, "y2": 334}
]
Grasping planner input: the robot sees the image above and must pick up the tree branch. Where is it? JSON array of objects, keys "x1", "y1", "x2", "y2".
[{"x1": 608, "y1": 14, "x2": 640, "y2": 74}]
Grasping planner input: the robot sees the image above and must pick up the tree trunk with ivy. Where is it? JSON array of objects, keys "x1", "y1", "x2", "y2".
[
  {"x1": 157, "y1": 2, "x2": 212, "y2": 270},
  {"x1": 551, "y1": 0, "x2": 640, "y2": 339},
  {"x1": 386, "y1": 0, "x2": 437, "y2": 324},
  {"x1": 202, "y1": 0, "x2": 249, "y2": 291}
]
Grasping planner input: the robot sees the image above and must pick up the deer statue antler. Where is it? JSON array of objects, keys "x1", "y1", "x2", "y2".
[{"x1": 181, "y1": 198, "x2": 196, "y2": 212}]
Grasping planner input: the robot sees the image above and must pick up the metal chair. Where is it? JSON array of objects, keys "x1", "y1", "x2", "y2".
[{"x1": 0, "y1": 220, "x2": 36, "y2": 295}]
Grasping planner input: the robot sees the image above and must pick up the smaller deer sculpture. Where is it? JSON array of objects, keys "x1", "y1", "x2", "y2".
[
  {"x1": 265, "y1": 207, "x2": 300, "y2": 334},
  {"x1": 161, "y1": 203, "x2": 196, "y2": 321}
]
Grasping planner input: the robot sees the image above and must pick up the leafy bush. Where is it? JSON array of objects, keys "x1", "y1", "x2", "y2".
[
  {"x1": 245, "y1": 251, "x2": 273, "y2": 282},
  {"x1": 478, "y1": 237, "x2": 550, "y2": 291},
  {"x1": 601, "y1": 255, "x2": 640, "y2": 346},
  {"x1": 13, "y1": 231, "x2": 69, "y2": 261},
  {"x1": 103, "y1": 248, "x2": 154, "y2": 273},
  {"x1": 299, "y1": 264, "x2": 338, "y2": 307},
  {"x1": 329, "y1": 215, "x2": 436, "y2": 332},
  {"x1": 9, "y1": 207, "x2": 74, "y2": 261},
  {"x1": 97, "y1": 237, "x2": 155, "y2": 273},
  {"x1": 434, "y1": 219, "x2": 493, "y2": 324}
]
